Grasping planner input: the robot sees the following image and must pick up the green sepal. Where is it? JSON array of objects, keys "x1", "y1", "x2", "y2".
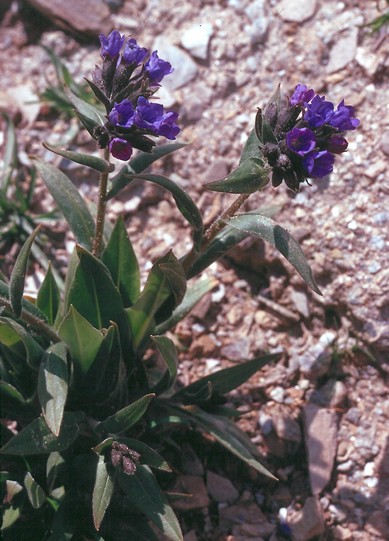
[
  {"x1": 37, "y1": 262, "x2": 61, "y2": 326},
  {"x1": 84, "y1": 78, "x2": 111, "y2": 110},
  {"x1": 117, "y1": 465, "x2": 183, "y2": 541},
  {"x1": 0, "y1": 412, "x2": 84, "y2": 455},
  {"x1": 204, "y1": 157, "x2": 269, "y2": 194},
  {"x1": 9, "y1": 226, "x2": 41, "y2": 317},
  {"x1": 225, "y1": 213, "x2": 322, "y2": 294},
  {"x1": 57, "y1": 306, "x2": 104, "y2": 375},
  {"x1": 34, "y1": 159, "x2": 95, "y2": 250},
  {"x1": 102, "y1": 216, "x2": 140, "y2": 307},
  {"x1": 38, "y1": 342, "x2": 69, "y2": 436},
  {"x1": 126, "y1": 251, "x2": 186, "y2": 351},
  {"x1": 42, "y1": 142, "x2": 114, "y2": 173},
  {"x1": 96, "y1": 393, "x2": 155, "y2": 436}
]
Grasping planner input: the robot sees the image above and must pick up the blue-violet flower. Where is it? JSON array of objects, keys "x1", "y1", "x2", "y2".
[
  {"x1": 145, "y1": 51, "x2": 173, "y2": 83},
  {"x1": 286, "y1": 127, "x2": 316, "y2": 156},
  {"x1": 122, "y1": 38, "x2": 148, "y2": 65},
  {"x1": 99, "y1": 30, "x2": 125, "y2": 59}
]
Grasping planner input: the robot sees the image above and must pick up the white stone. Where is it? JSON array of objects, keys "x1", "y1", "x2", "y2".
[
  {"x1": 153, "y1": 36, "x2": 198, "y2": 90},
  {"x1": 276, "y1": 0, "x2": 317, "y2": 22},
  {"x1": 181, "y1": 23, "x2": 213, "y2": 60}
]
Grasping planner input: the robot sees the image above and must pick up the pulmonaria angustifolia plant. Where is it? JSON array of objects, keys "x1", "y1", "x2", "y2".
[
  {"x1": 0, "y1": 30, "x2": 359, "y2": 541},
  {"x1": 91, "y1": 30, "x2": 179, "y2": 161},
  {"x1": 258, "y1": 83, "x2": 360, "y2": 191}
]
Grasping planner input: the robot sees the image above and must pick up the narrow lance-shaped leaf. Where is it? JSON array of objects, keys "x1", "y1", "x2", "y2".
[
  {"x1": 92, "y1": 455, "x2": 115, "y2": 531},
  {"x1": 226, "y1": 213, "x2": 322, "y2": 294},
  {"x1": 34, "y1": 159, "x2": 95, "y2": 250},
  {"x1": 118, "y1": 465, "x2": 183, "y2": 541},
  {"x1": 0, "y1": 317, "x2": 44, "y2": 371},
  {"x1": 102, "y1": 216, "x2": 140, "y2": 306},
  {"x1": 38, "y1": 342, "x2": 69, "y2": 436},
  {"x1": 0, "y1": 412, "x2": 84, "y2": 455},
  {"x1": 107, "y1": 143, "x2": 187, "y2": 198},
  {"x1": 37, "y1": 262, "x2": 61, "y2": 326},
  {"x1": 150, "y1": 335, "x2": 178, "y2": 395},
  {"x1": 9, "y1": 226, "x2": 41, "y2": 317},
  {"x1": 173, "y1": 353, "x2": 281, "y2": 400},
  {"x1": 96, "y1": 393, "x2": 155, "y2": 436},
  {"x1": 43, "y1": 142, "x2": 114, "y2": 173},
  {"x1": 24, "y1": 472, "x2": 47, "y2": 509},
  {"x1": 204, "y1": 157, "x2": 269, "y2": 194}
]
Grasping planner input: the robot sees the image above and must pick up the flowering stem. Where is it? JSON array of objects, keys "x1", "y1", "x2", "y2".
[
  {"x1": 183, "y1": 192, "x2": 250, "y2": 275},
  {"x1": 93, "y1": 147, "x2": 111, "y2": 258}
]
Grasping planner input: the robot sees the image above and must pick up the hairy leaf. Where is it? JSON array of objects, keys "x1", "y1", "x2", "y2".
[
  {"x1": 9, "y1": 226, "x2": 41, "y2": 317},
  {"x1": 102, "y1": 216, "x2": 140, "y2": 307},
  {"x1": 38, "y1": 342, "x2": 69, "y2": 436},
  {"x1": 96, "y1": 394, "x2": 154, "y2": 435},
  {"x1": 43, "y1": 142, "x2": 114, "y2": 173},
  {"x1": 226, "y1": 213, "x2": 321, "y2": 294},
  {"x1": 24, "y1": 472, "x2": 47, "y2": 509},
  {"x1": 92, "y1": 455, "x2": 115, "y2": 531},
  {"x1": 150, "y1": 335, "x2": 178, "y2": 395},
  {"x1": 37, "y1": 263, "x2": 61, "y2": 326},
  {"x1": 118, "y1": 465, "x2": 183, "y2": 541},
  {"x1": 34, "y1": 160, "x2": 95, "y2": 250},
  {"x1": 204, "y1": 158, "x2": 269, "y2": 194}
]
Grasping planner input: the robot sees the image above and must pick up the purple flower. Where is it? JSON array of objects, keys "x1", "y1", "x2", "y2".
[
  {"x1": 109, "y1": 138, "x2": 133, "y2": 161},
  {"x1": 329, "y1": 100, "x2": 360, "y2": 131},
  {"x1": 302, "y1": 150, "x2": 335, "y2": 178},
  {"x1": 290, "y1": 84, "x2": 315, "y2": 106},
  {"x1": 134, "y1": 96, "x2": 180, "y2": 139},
  {"x1": 304, "y1": 95, "x2": 334, "y2": 128},
  {"x1": 326, "y1": 134, "x2": 348, "y2": 154},
  {"x1": 122, "y1": 38, "x2": 148, "y2": 65},
  {"x1": 108, "y1": 99, "x2": 135, "y2": 127},
  {"x1": 286, "y1": 127, "x2": 316, "y2": 156},
  {"x1": 145, "y1": 51, "x2": 173, "y2": 83},
  {"x1": 99, "y1": 30, "x2": 125, "y2": 59}
]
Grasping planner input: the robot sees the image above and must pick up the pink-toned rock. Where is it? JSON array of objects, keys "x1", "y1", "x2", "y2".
[
  {"x1": 289, "y1": 497, "x2": 325, "y2": 541},
  {"x1": 25, "y1": 0, "x2": 111, "y2": 35},
  {"x1": 304, "y1": 403, "x2": 337, "y2": 495},
  {"x1": 170, "y1": 475, "x2": 210, "y2": 511}
]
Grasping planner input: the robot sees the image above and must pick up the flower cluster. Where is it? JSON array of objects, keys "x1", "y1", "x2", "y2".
[
  {"x1": 91, "y1": 31, "x2": 180, "y2": 160},
  {"x1": 258, "y1": 84, "x2": 359, "y2": 191}
]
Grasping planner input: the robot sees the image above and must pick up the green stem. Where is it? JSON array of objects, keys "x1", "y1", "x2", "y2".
[
  {"x1": 93, "y1": 147, "x2": 111, "y2": 258},
  {"x1": 183, "y1": 192, "x2": 250, "y2": 274},
  {"x1": 0, "y1": 296, "x2": 60, "y2": 343}
]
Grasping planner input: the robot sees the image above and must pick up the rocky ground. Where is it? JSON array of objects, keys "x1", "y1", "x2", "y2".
[{"x1": 0, "y1": 1, "x2": 388, "y2": 540}]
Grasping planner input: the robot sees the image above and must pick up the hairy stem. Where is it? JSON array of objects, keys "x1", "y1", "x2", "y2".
[{"x1": 93, "y1": 147, "x2": 111, "y2": 258}]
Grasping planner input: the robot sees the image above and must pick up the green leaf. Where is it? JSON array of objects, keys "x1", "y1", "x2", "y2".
[
  {"x1": 0, "y1": 381, "x2": 26, "y2": 404},
  {"x1": 34, "y1": 159, "x2": 95, "y2": 250},
  {"x1": 239, "y1": 128, "x2": 262, "y2": 165},
  {"x1": 37, "y1": 263, "x2": 61, "y2": 325},
  {"x1": 174, "y1": 353, "x2": 280, "y2": 400},
  {"x1": 155, "y1": 276, "x2": 217, "y2": 334},
  {"x1": 175, "y1": 405, "x2": 276, "y2": 479},
  {"x1": 108, "y1": 143, "x2": 186, "y2": 196},
  {"x1": 150, "y1": 335, "x2": 178, "y2": 395},
  {"x1": 0, "y1": 112, "x2": 17, "y2": 192},
  {"x1": 118, "y1": 438, "x2": 172, "y2": 472},
  {"x1": 1, "y1": 504, "x2": 21, "y2": 530},
  {"x1": 24, "y1": 472, "x2": 47, "y2": 509},
  {"x1": 102, "y1": 216, "x2": 140, "y2": 306},
  {"x1": 225, "y1": 213, "x2": 322, "y2": 294},
  {"x1": 96, "y1": 393, "x2": 155, "y2": 435},
  {"x1": 38, "y1": 342, "x2": 69, "y2": 436},
  {"x1": 108, "y1": 173, "x2": 203, "y2": 251},
  {"x1": 127, "y1": 251, "x2": 186, "y2": 350},
  {"x1": 0, "y1": 279, "x2": 48, "y2": 322},
  {"x1": 58, "y1": 306, "x2": 103, "y2": 374},
  {"x1": 42, "y1": 142, "x2": 114, "y2": 173},
  {"x1": 66, "y1": 246, "x2": 126, "y2": 330},
  {"x1": 46, "y1": 451, "x2": 65, "y2": 494},
  {"x1": 0, "y1": 412, "x2": 84, "y2": 455},
  {"x1": 0, "y1": 317, "x2": 44, "y2": 370},
  {"x1": 186, "y1": 224, "x2": 248, "y2": 279},
  {"x1": 117, "y1": 465, "x2": 183, "y2": 541},
  {"x1": 92, "y1": 455, "x2": 115, "y2": 531},
  {"x1": 9, "y1": 226, "x2": 41, "y2": 317},
  {"x1": 204, "y1": 158, "x2": 269, "y2": 194}
]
